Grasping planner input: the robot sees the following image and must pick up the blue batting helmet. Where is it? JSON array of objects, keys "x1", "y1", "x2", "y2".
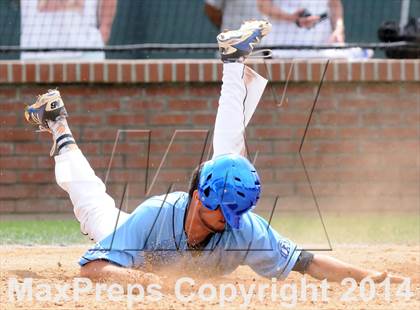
[{"x1": 198, "y1": 154, "x2": 261, "y2": 229}]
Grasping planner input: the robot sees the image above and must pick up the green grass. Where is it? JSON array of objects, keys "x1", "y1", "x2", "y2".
[
  {"x1": 0, "y1": 220, "x2": 89, "y2": 245},
  {"x1": 266, "y1": 212, "x2": 420, "y2": 246},
  {"x1": 0, "y1": 212, "x2": 418, "y2": 246}
]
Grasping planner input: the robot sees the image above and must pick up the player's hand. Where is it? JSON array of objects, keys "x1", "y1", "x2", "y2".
[
  {"x1": 328, "y1": 27, "x2": 345, "y2": 43},
  {"x1": 370, "y1": 271, "x2": 405, "y2": 284},
  {"x1": 296, "y1": 15, "x2": 320, "y2": 29}
]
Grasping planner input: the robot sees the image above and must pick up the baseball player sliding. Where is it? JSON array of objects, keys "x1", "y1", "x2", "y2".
[{"x1": 24, "y1": 20, "x2": 403, "y2": 288}]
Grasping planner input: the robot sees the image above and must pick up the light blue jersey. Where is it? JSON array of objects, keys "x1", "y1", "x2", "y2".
[{"x1": 80, "y1": 192, "x2": 301, "y2": 279}]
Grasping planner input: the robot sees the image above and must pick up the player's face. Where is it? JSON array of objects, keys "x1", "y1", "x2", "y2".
[
  {"x1": 190, "y1": 191, "x2": 226, "y2": 233},
  {"x1": 197, "y1": 203, "x2": 226, "y2": 233}
]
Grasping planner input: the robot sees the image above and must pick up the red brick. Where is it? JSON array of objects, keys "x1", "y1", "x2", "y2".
[
  {"x1": 360, "y1": 84, "x2": 400, "y2": 95},
  {"x1": 15, "y1": 199, "x2": 62, "y2": 213},
  {"x1": 70, "y1": 115, "x2": 103, "y2": 125},
  {"x1": 285, "y1": 63, "x2": 294, "y2": 82},
  {"x1": 325, "y1": 62, "x2": 334, "y2": 81},
  {"x1": 273, "y1": 141, "x2": 302, "y2": 153},
  {"x1": 352, "y1": 62, "x2": 361, "y2": 81},
  {"x1": 15, "y1": 143, "x2": 49, "y2": 154},
  {"x1": 149, "y1": 63, "x2": 158, "y2": 82},
  {"x1": 364, "y1": 62, "x2": 374, "y2": 81},
  {"x1": 402, "y1": 113, "x2": 420, "y2": 125},
  {"x1": 271, "y1": 63, "x2": 281, "y2": 81},
  {"x1": 19, "y1": 171, "x2": 53, "y2": 183},
  {"x1": 255, "y1": 155, "x2": 295, "y2": 168},
  {"x1": 306, "y1": 128, "x2": 337, "y2": 139},
  {"x1": 12, "y1": 64, "x2": 22, "y2": 82},
  {"x1": 103, "y1": 86, "x2": 143, "y2": 97},
  {"x1": 317, "y1": 141, "x2": 359, "y2": 153},
  {"x1": 83, "y1": 128, "x2": 117, "y2": 140},
  {"x1": 36, "y1": 157, "x2": 56, "y2": 169},
  {"x1": 66, "y1": 63, "x2": 77, "y2": 81},
  {"x1": 168, "y1": 99, "x2": 207, "y2": 110},
  {"x1": 135, "y1": 63, "x2": 145, "y2": 82},
  {"x1": 188, "y1": 85, "x2": 219, "y2": 97},
  {"x1": 149, "y1": 142, "x2": 184, "y2": 154},
  {"x1": 25, "y1": 64, "x2": 36, "y2": 82},
  {"x1": 362, "y1": 113, "x2": 402, "y2": 126},
  {"x1": 0, "y1": 143, "x2": 14, "y2": 155},
  {"x1": 103, "y1": 142, "x2": 146, "y2": 154},
  {"x1": 122, "y1": 63, "x2": 131, "y2": 82},
  {"x1": 262, "y1": 183, "x2": 294, "y2": 195},
  {"x1": 150, "y1": 114, "x2": 189, "y2": 125},
  {"x1": 107, "y1": 114, "x2": 146, "y2": 125},
  {"x1": 60, "y1": 85, "x2": 97, "y2": 96},
  {"x1": 84, "y1": 101, "x2": 120, "y2": 111},
  {"x1": 405, "y1": 62, "x2": 415, "y2": 81},
  {"x1": 380, "y1": 128, "x2": 418, "y2": 139},
  {"x1": 145, "y1": 85, "x2": 185, "y2": 96},
  {"x1": 361, "y1": 141, "x2": 418, "y2": 153},
  {"x1": 39, "y1": 64, "x2": 49, "y2": 82},
  {"x1": 108, "y1": 63, "x2": 118, "y2": 82},
  {"x1": 310, "y1": 62, "x2": 321, "y2": 81},
  {"x1": 94, "y1": 63, "x2": 104, "y2": 81},
  {"x1": 0, "y1": 88, "x2": 17, "y2": 99},
  {"x1": 320, "y1": 84, "x2": 355, "y2": 96},
  {"x1": 251, "y1": 113, "x2": 275, "y2": 125},
  {"x1": 391, "y1": 62, "x2": 400, "y2": 80},
  {"x1": 318, "y1": 112, "x2": 359, "y2": 126},
  {"x1": 149, "y1": 170, "x2": 189, "y2": 182},
  {"x1": 167, "y1": 156, "x2": 203, "y2": 168},
  {"x1": 191, "y1": 114, "x2": 215, "y2": 125},
  {"x1": 124, "y1": 100, "x2": 164, "y2": 111},
  {"x1": 0, "y1": 129, "x2": 34, "y2": 141},
  {"x1": 190, "y1": 63, "x2": 199, "y2": 81},
  {"x1": 203, "y1": 63, "x2": 213, "y2": 82},
  {"x1": 216, "y1": 63, "x2": 223, "y2": 80},
  {"x1": 277, "y1": 113, "x2": 308, "y2": 126},
  {"x1": 338, "y1": 62, "x2": 348, "y2": 81},
  {"x1": 88, "y1": 155, "x2": 123, "y2": 169},
  {"x1": 338, "y1": 128, "x2": 381, "y2": 139},
  {"x1": 80, "y1": 63, "x2": 89, "y2": 82},
  {"x1": 378, "y1": 63, "x2": 387, "y2": 81},
  {"x1": 176, "y1": 63, "x2": 186, "y2": 82},
  {"x1": 122, "y1": 157, "x2": 148, "y2": 169},
  {"x1": 0, "y1": 115, "x2": 17, "y2": 126},
  {"x1": 0, "y1": 64, "x2": 7, "y2": 82},
  {"x1": 0, "y1": 185, "x2": 38, "y2": 199},
  {"x1": 0, "y1": 200, "x2": 16, "y2": 213},
  {"x1": 53, "y1": 64, "x2": 64, "y2": 82},
  {"x1": 0, "y1": 170, "x2": 17, "y2": 183},
  {"x1": 162, "y1": 63, "x2": 172, "y2": 82},
  {"x1": 76, "y1": 143, "x2": 100, "y2": 154},
  {"x1": 253, "y1": 128, "x2": 293, "y2": 139},
  {"x1": 106, "y1": 170, "x2": 148, "y2": 182}
]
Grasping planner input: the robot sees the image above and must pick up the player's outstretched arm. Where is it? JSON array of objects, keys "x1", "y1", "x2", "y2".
[
  {"x1": 305, "y1": 254, "x2": 404, "y2": 284},
  {"x1": 80, "y1": 260, "x2": 162, "y2": 288}
]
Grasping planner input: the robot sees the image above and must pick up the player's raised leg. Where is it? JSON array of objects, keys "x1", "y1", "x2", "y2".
[
  {"x1": 24, "y1": 90, "x2": 129, "y2": 242},
  {"x1": 212, "y1": 20, "x2": 271, "y2": 157}
]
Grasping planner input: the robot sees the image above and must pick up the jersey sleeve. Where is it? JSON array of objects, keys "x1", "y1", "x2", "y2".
[
  {"x1": 241, "y1": 213, "x2": 302, "y2": 280},
  {"x1": 79, "y1": 205, "x2": 157, "y2": 268}
]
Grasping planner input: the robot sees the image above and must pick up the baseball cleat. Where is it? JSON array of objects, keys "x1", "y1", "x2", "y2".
[
  {"x1": 24, "y1": 89, "x2": 68, "y2": 130},
  {"x1": 217, "y1": 19, "x2": 271, "y2": 62}
]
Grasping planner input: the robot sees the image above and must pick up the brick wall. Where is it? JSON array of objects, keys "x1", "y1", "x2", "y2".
[{"x1": 0, "y1": 60, "x2": 419, "y2": 214}]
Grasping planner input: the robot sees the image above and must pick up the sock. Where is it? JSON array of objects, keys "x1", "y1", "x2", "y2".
[{"x1": 46, "y1": 117, "x2": 77, "y2": 155}]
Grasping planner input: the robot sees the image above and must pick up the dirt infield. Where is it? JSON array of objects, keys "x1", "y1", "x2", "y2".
[{"x1": 1, "y1": 245, "x2": 419, "y2": 309}]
